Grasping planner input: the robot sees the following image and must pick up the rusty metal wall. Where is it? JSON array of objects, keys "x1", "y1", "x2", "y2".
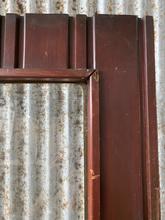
[
  {"x1": 0, "y1": 0, "x2": 164, "y2": 219},
  {"x1": 0, "y1": 82, "x2": 87, "y2": 219}
]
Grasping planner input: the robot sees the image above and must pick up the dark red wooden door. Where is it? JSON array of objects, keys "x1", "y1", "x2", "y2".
[{"x1": 0, "y1": 14, "x2": 160, "y2": 220}]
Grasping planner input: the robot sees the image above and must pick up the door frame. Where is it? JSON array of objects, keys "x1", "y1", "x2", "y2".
[{"x1": 0, "y1": 68, "x2": 100, "y2": 220}]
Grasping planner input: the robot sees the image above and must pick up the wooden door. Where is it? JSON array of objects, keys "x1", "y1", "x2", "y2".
[{"x1": 0, "y1": 14, "x2": 160, "y2": 220}]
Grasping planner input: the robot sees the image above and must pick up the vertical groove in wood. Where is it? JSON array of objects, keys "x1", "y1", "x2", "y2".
[
  {"x1": 0, "y1": 14, "x2": 159, "y2": 220},
  {"x1": 69, "y1": 15, "x2": 87, "y2": 68},
  {"x1": 22, "y1": 14, "x2": 69, "y2": 68},
  {"x1": 138, "y1": 18, "x2": 148, "y2": 220},
  {"x1": 0, "y1": 16, "x2": 2, "y2": 67},
  {"x1": 1, "y1": 14, "x2": 18, "y2": 67},
  {"x1": 17, "y1": 16, "x2": 24, "y2": 68},
  {"x1": 139, "y1": 16, "x2": 160, "y2": 220},
  {"x1": 87, "y1": 17, "x2": 95, "y2": 69}
]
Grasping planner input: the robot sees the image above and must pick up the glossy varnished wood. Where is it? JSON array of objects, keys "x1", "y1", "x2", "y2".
[
  {"x1": 69, "y1": 15, "x2": 87, "y2": 68},
  {"x1": 0, "y1": 66, "x2": 100, "y2": 219},
  {"x1": 1, "y1": 14, "x2": 18, "y2": 67},
  {"x1": 0, "y1": 14, "x2": 159, "y2": 220},
  {"x1": 139, "y1": 17, "x2": 160, "y2": 220},
  {"x1": 91, "y1": 15, "x2": 144, "y2": 220},
  {"x1": 22, "y1": 14, "x2": 69, "y2": 68},
  {"x1": 0, "y1": 68, "x2": 94, "y2": 82},
  {"x1": 88, "y1": 71, "x2": 100, "y2": 220}
]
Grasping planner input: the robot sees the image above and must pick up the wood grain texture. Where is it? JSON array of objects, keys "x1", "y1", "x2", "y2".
[
  {"x1": 22, "y1": 14, "x2": 69, "y2": 68},
  {"x1": 1, "y1": 14, "x2": 18, "y2": 67},
  {"x1": 139, "y1": 16, "x2": 160, "y2": 220},
  {"x1": 69, "y1": 15, "x2": 87, "y2": 68},
  {"x1": 0, "y1": 14, "x2": 159, "y2": 220},
  {"x1": 0, "y1": 68, "x2": 93, "y2": 82},
  {"x1": 69, "y1": 15, "x2": 100, "y2": 220},
  {"x1": 90, "y1": 15, "x2": 144, "y2": 220},
  {"x1": 88, "y1": 71, "x2": 100, "y2": 220}
]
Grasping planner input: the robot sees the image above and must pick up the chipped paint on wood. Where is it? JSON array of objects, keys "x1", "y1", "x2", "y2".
[{"x1": 0, "y1": 83, "x2": 87, "y2": 219}]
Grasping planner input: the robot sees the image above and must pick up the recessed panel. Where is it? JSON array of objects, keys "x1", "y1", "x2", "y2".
[{"x1": 0, "y1": 83, "x2": 87, "y2": 220}]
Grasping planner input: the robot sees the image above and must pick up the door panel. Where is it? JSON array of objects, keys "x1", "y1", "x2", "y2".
[{"x1": 0, "y1": 14, "x2": 159, "y2": 220}]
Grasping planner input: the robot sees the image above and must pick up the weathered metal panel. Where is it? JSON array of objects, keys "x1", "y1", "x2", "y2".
[
  {"x1": 0, "y1": 82, "x2": 87, "y2": 219},
  {"x1": 0, "y1": 0, "x2": 164, "y2": 218}
]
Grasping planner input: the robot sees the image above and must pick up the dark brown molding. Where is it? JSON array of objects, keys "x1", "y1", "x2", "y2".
[
  {"x1": 0, "y1": 68, "x2": 94, "y2": 82},
  {"x1": 0, "y1": 14, "x2": 160, "y2": 220},
  {"x1": 1, "y1": 14, "x2": 18, "y2": 67},
  {"x1": 93, "y1": 15, "x2": 144, "y2": 220},
  {"x1": 88, "y1": 70, "x2": 100, "y2": 220},
  {"x1": 0, "y1": 67, "x2": 100, "y2": 220},
  {"x1": 139, "y1": 16, "x2": 160, "y2": 220},
  {"x1": 69, "y1": 15, "x2": 87, "y2": 68}
]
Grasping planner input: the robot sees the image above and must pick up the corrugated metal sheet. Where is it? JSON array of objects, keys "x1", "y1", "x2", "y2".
[
  {"x1": 0, "y1": 0, "x2": 164, "y2": 218},
  {"x1": 0, "y1": 82, "x2": 86, "y2": 219}
]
